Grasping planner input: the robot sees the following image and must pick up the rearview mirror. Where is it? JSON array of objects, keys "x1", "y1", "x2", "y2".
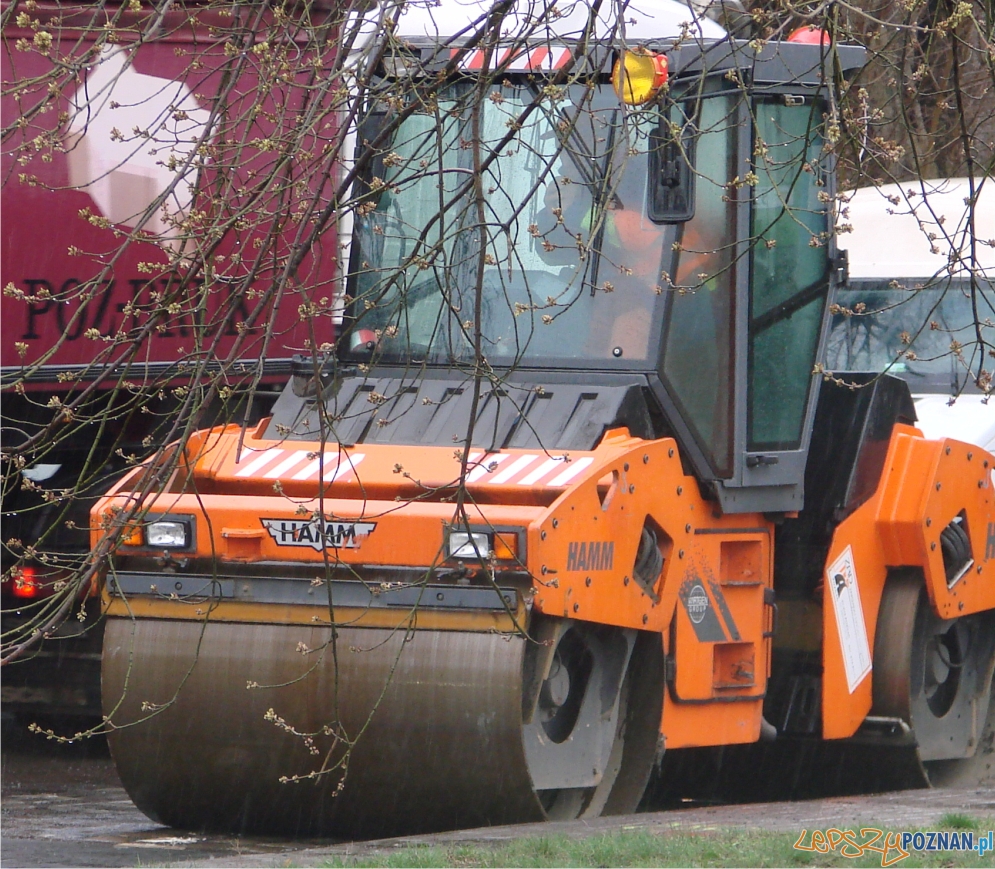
[{"x1": 648, "y1": 114, "x2": 695, "y2": 224}]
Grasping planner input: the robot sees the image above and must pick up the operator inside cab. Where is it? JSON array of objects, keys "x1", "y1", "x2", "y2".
[{"x1": 534, "y1": 166, "x2": 669, "y2": 359}]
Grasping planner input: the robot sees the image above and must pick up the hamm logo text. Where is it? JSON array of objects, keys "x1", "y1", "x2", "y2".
[
  {"x1": 261, "y1": 518, "x2": 376, "y2": 551},
  {"x1": 566, "y1": 541, "x2": 614, "y2": 572}
]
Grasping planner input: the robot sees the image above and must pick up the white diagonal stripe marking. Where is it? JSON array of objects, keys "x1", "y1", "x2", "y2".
[
  {"x1": 325, "y1": 453, "x2": 365, "y2": 481},
  {"x1": 548, "y1": 457, "x2": 594, "y2": 487},
  {"x1": 518, "y1": 457, "x2": 566, "y2": 485},
  {"x1": 263, "y1": 451, "x2": 309, "y2": 478},
  {"x1": 292, "y1": 452, "x2": 337, "y2": 481},
  {"x1": 487, "y1": 454, "x2": 539, "y2": 485},
  {"x1": 467, "y1": 453, "x2": 509, "y2": 483},
  {"x1": 234, "y1": 448, "x2": 283, "y2": 478}
]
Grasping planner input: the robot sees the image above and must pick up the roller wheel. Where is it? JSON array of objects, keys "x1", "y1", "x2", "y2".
[
  {"x1": 521, "y1": 619, "x2": 664, "y2": 820},
  {"x1": 102, "y1": 613, "x2": 663, "y2": 837},
  {"x1": 872, "y1": 570, "x2": 995, "y2": 786}
]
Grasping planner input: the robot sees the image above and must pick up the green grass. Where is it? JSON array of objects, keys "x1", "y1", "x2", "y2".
[
  {"x1": 320, "y1": 819, "x2": 995, "y2": 868},
  {"x1": 940, "y1": 814, "x2": 982, "y2": 831}
]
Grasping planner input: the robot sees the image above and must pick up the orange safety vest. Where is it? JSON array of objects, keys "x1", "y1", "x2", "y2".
[{"x1": 602, "y1": 208, "x2": 665, "y2": 279}]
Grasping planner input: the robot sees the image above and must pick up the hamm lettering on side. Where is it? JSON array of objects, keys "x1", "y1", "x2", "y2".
[
  {"x1": 261, "y1": 518, "x2": 376, "y2": 551},
  {"x1": 566, "y1": 541, "x2": 614, "y2": 572}
]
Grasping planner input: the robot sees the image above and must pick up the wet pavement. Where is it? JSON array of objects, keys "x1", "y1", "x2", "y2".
[
  {"x1": 3, "y1": 715, "x2": 994, "y2": 869},
  {"x1": 0, "y1": 718, "x2": 333, "y2": 868},
  {"x1": 183, "y1": 787, "x2": 995, "y2": 868}
]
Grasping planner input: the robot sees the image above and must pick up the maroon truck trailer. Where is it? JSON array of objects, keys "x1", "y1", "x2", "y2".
[{"x1": 2, "y1": 2, "x2": 340, "y2": 717}]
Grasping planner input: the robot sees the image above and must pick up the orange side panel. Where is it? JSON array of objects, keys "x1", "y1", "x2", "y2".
[
  {"x1": 822, "y1": 426, "x2": 995, "y2": 740},
  {"x1": 875, "y1": 430, "x2": 995, "y2": 619},
  {"x1": 530, "y1": 436, "x2": 693, "y2": 633},
  {"x1": 662, "y1": 694, "x2": 764, "y2": 748},
  {"x1": 529, "y1": 434, "x2": 774, "y2": 747},
  {"x1": 530, "y1": 437, "x2": 772, "y2": 635},
  {"x1": 820, "y1": 529, "x2": 886, "y2": 739}
]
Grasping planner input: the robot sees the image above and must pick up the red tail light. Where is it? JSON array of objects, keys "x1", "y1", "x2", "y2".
[{"x1": 12, "y1": 565, "x2": 40, "y2": 599}]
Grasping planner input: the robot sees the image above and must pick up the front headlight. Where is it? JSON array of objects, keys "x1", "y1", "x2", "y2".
[
  {"x1": 448, "y1": 531, "x2": 491, "y2": 560},
  {"x1": 146, "y1": 520, "x2": 190, "y2": 549}
]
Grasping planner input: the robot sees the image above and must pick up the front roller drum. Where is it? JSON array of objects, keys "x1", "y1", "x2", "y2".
[{"x1": 102, "y1": 616, "x2": 662, "y2": 837}]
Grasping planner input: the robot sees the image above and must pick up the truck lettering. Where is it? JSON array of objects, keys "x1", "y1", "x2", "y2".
[
  {"x1": 21, "y1": 277, "x2": 120, "y2": 341},
  {"x1": 222, "y1": 292, "x2": 252, "y2": 337},
  {"x1": 261, "y1": 518, "x2": 376, "y2": 552},
  {"x1": 566, "y1": 540, "x2": 613, "y2": 571},
  {"x1": 88, "y1": 279, "x2": 117, "y2": 334},
  {"x1": 22, "y1": 279, "x2": 54, "y2": 339},
  {"x1": 14, "y1": 276, "x2": 251, "y2": 344},
  {"x1": 272, "y1": 522, "x2": 296, "y2": 544},
  {"x1": 55, "y1": 279, "x2": 86, "y2": 340}
]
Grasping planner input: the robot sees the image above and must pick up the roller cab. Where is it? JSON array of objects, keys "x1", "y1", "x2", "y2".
[{"x1": 91, "y1": 0, "x2": 994, "y2": 838}]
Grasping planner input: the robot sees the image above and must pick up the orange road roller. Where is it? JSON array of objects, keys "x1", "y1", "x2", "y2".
[{"x1": 92, "y1": 0, "x2": 994, "y2": 837}]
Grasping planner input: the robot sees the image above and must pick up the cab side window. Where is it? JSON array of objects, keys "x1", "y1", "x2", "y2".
[{"x1": 748, "y1": 100, "x2": 830, "y2": 451}]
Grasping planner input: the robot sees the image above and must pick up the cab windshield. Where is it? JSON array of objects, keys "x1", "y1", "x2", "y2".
[{"x1": 345, "y1": 81, "x2": 673, "y2": 367}]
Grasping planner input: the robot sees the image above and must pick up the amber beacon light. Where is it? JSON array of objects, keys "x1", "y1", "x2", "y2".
[{"x1": 612, "y1": 48, "x2": 669, "y2": 105}]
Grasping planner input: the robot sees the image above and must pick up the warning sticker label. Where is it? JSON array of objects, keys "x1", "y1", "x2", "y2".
[{"x1": 826, "y1": 545, "x2": 872, "y2": 693}]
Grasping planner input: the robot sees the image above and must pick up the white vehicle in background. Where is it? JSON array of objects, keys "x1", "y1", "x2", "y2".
[{"x1": 829, "y1": 177, "x2": 994, "y2": 450}]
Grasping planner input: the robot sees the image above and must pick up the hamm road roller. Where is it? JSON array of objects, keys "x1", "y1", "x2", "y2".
[{"x1": 92, "y1": 0, "x2": 995, "y2": 837}]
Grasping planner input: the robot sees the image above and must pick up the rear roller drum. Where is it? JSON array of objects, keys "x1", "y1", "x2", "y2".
[
  {"x1": 872, "y1": 571, "x2": 995, "y2": 787},
  {"x1": 102, "y1": 613, "x2": 663, "y2": 837}
]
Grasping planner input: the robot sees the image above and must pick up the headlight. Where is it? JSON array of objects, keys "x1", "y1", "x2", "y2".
[
  {"x1": 447, "y1": 530, "x2": 520, "y2": 561},
  {"x1": 448, "y1": 531, "x2": 491, "y2": 560},
  {"x1": 146, "y1": 520, "x2": 190, "y2": 549}
]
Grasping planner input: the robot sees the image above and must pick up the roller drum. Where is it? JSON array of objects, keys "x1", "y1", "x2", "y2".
[{"x1": 103, "y1": 618, "x2": 545, "y2": 837}]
